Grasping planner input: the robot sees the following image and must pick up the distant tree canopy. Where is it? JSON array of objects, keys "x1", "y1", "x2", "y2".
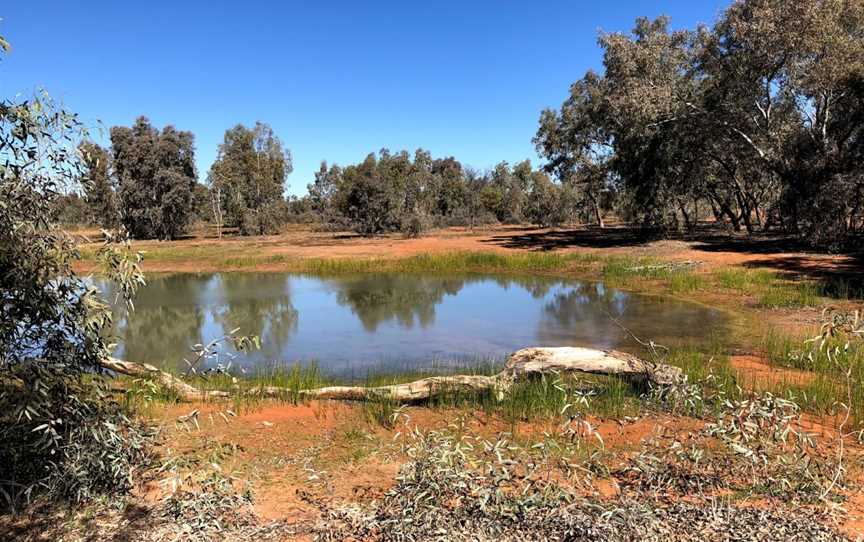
[
  {"x1": 111, "y1": 116, "x2": 198, "y2": 240},
  {"x1": 79, "y1": 141, "x2": 118, "y2": 229},
  {"x1": 30, "y1": 0, "x2": 864, "y2": 250},
  {"x1": 208, "y1": 122, "x2": 292, "y2": 235},
  {"x1": 308, "y1": 149, "x2": 561, "y2": 236},
  {"x1": 537, "y1": 0, "x2": 864, "y2": 248}
]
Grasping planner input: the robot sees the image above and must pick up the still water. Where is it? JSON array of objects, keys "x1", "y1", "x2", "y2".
[{"x1": 98, "y1": 273, "x2": 727, "y2": 377}]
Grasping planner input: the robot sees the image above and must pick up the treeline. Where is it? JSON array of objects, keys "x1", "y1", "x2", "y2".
[
  {"x1": 306, "y1": 150, "x2": 590, "y2": 236},
  {"x1": 68, "y1": 120, "x2": 598, "y2": 238},
  {"x1": 536, "y1": 0, "x2": 864, "y2": 249},
  {"x1": 66, "y1": 117, "x2": 294, "y2": 240},
  {"x1": 65, "y1": 0, "x2": 864, "y2": 249}
]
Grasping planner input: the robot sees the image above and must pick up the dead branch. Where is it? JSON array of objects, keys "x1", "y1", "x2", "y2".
[{"x1": 101, "y1": 347, "x2": 681, "y2": 403}]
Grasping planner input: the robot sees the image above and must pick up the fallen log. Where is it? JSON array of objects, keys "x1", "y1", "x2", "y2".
[
  {"x1": 101, "y1": 357, "x2": 230, "y2": 402},
  {"x1": 504, "y1": 347, "x2": 681, "y2": 385},
  {"x1": 101, "y1": 347, "x2": 681, "y2": 403},
  {"x1": 624, "y1": 260, "x2": 703, "y2": 273}
]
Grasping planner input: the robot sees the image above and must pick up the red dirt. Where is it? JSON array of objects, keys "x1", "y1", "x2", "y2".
[
  {"x1": 75, "y1": 224, "x2": 859, "y2": 276},
  {"x1": 729, "y1": 354, "x2": 814, "y2": 389}
]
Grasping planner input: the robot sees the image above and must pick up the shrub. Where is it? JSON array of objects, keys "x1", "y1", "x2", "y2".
[{"x1": 0, "y1": 88, "x2": 149, "y2": 509}]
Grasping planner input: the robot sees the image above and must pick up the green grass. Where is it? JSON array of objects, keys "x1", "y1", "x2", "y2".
[
  {"x1": 669, "y1": 272, "x2": 708, "y2": 294},
  {"x1": 756, "y1": 282, "x2": 822, "y2": 308},
  {"x1": 281, "y1": 251, "x2": 600, "y2": 276},
  {"x1": 601, "y1": 257, "x2": 708, "y2": 294},
  {"x1": 712, "y1": 267, "x2": 855, "y2": 308},
  {"x1": 762, "y1": 329, "x2": 864, "y2": 425},
  {"x1": 714, "y1": 268, "x2": 777, "y2": 290},
  {"x1": 600, "y1": 259, "x2": 856, "y2": 309},
  {"x1": 91, "y1": 246, "x2": 601, "y2": 274}
]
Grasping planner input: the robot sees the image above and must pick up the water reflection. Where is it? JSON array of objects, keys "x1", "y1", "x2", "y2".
[
  {"x1": 331, "y1": 274, "x2": 465, "y2": 331},
  {"x1": 211, "y1": 274, "x2": 298, "y2": 361},
  {"x1": 96, "y1": 273, "x2": 727, "y2": 376},
  {"x1": 537, "y1": 282, "x2": 723, "y2": 349},
  {"x1": 111, "y1": 274, "x2": 206, "y2": 365}
]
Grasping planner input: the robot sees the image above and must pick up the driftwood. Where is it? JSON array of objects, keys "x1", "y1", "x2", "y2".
[
  {"x1": 101, "y1": 357, "x2": 230, "y2": 402},
  {"x1": 101, "y1": 347, "x2": 681, "y2": 403}
]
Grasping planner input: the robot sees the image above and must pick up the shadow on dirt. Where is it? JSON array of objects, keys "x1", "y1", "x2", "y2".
[{"x1": 480, "y1": 224, "x2": 864, "y2": 295}]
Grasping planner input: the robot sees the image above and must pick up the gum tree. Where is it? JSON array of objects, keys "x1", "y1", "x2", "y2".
[
  {"x1": 208, "y1": 122, "x2": 292, "y2": 235},
  {"x1": 0, "y1": 32, "x2": 146, "y2": 508},
  {"x1": 112, "y1": 116, "x2": 198, "y2": 240}
]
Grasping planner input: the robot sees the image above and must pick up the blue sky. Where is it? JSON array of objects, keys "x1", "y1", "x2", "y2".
[{"x1": 1, "y1": 1, "x2": 727, "y2": 196}]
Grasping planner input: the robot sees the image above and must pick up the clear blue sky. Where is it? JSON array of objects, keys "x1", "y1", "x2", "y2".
[{"x1": 1, "y1": 1, "x2": 727, "y2": 196}]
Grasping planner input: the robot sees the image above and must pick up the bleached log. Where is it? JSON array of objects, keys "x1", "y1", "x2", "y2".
[
  {"x1": 298, "y1": 375, "x2": 502, "y2": 402},
  {"x1": 101, "y1": 356, "x2": 230, "y2": 402},
  {"x1": 504, "y1": 347, "x2": 681, "y2": 385},
  {"x1": 100, "y1": 346, "x2": 681, "y2": 403}
]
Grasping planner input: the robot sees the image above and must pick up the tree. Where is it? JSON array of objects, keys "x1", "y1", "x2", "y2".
[
  {"x1": 484, "y1": 161, "x2": 525, "y2": 223},
  {"x1": 524, "y1": 169, "x2": 573, "y2": 227},
  {"x1": 1, "y1": 34, "x2": 147, "y2": 508},
  {"x1": 208, "y1": 122, "x2": 292, "y2": 236},
  {"x1": 695, "y1": 0, "x2": 864, "y2": 245},
  {"x1": 112, "y1": 116, "x2": 197, "y2": 240},
  {"x1": 333, "y1": 152, "x2": 403, "y2": 236},
  {"x1": 431, "y1": 156, "x2": 466, "y2": 217},
  {"x1": 313, "y1": 149, "x2": 556, "y2": 234},
  {"x1": 51, "y1": 192, "x2": 92, "y2": 226},
  {"x1": 539, "y1": 2, "x2": 864, "y2": 247},
  {"x1": 535, "y1": 71, "x2": 615, "y2": 229},
  {"x1": 80, "y1": 141, "x2": 118, "y2": 229}
]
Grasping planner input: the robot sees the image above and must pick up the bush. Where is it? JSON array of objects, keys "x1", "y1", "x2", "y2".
[
  {"x1": 400, "y1": 213, "x2": 430, "y2": 238},
  {"x1": 51, "y1": 193, "x2": 93, "y2": 227},
  {"x1": 0, "y1": 89, "x2": 149, "y2": 509}
]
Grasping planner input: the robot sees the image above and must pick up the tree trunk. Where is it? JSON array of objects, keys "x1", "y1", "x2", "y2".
[
  {"x1": 592, "y1": 198, "x2": 605, "y2": 229},
  {"x1": 101, "y1": 347, "x2": 681, "y2": 404}
]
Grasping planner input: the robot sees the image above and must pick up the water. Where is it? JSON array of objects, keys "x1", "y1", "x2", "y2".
[{"x1": 97, "y1": 273, "x2": 728, "y2": 378}]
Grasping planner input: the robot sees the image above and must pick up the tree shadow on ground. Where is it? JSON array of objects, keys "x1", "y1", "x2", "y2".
[
  {"x1": 691, "y1": 231, "x2": 864, "y2": 294},
  {"x1": 0, "y1": 501, "x2": 156, "y2": 542},
  {"x1": 480, "y1": 225, "x2": 654, "y2": 251}
]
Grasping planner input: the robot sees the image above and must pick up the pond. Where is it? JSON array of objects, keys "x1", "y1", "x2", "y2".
[{"x1": 97, "y1": 273, "x2": 728, "y2": 378}]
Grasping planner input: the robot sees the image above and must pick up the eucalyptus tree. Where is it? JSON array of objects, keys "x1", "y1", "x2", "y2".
[
  {"x1": 431, "y1": 156, "x2": 466, "y2": 217},
  {"x1": 535, "y1": 71, "x2": 615, "y2": 229},
  {"x1": 79, "y1": 141, "x2": 118, "y2": 228},
  {"x1": 111, "y1": 116, "x2": 198, "y2": 240},
  {"x1": 1, "y1": 33, "x2": 147, "y2": 508},
  {"x1": 539, "y1": 1, "x2": 864, "y2": 246},
  {"x1": 694, "y1": 0, "x2": 864, "y2": 245},
  {"x1": 332, "y1": 151, "x2": 404, "y2": 236},
  {"x1": 208, "y1": 122, "x2": 292, "y2": 235}
]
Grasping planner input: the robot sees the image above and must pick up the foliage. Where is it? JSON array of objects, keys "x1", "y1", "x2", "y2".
[
  {"x1": 539, "y1": 1, "x2": 864, "y2": 247},
  {"x1": 80, "y1": 141, "x2": 118, "y2": 228},
  {"x1": 50, "y1": 192, "x2": 92, "y2": 226},
  {"x1": 112, "y1": 116, "x2": 198, "y2": 240},
  {"x1": 310, "y1": 149, "x2": 565, "y2": 235},
  {"x1": 0, "y1": 43, "x2": 149, "y2": 508},
  {"x1": 208, "y1": 122, "x2": 292, "y2": 236},
  {"x1": 311, "y1": 425, "x2": 848, "y2": 541}
]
